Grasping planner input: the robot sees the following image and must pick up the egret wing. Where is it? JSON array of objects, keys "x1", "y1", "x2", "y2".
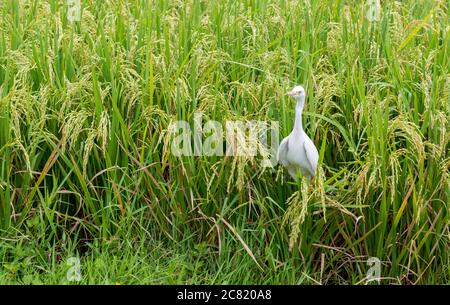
[
  {"x1": 303, "y1": 137, "x2": 319, "y2": 177},
  {"x1": 276, "y1": 137, "x2": 290, "y2": 167}
]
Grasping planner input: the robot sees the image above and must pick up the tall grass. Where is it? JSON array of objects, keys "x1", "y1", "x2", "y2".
[{"x1": 0, "y1": 0, "x2": 448, "y2": 284}]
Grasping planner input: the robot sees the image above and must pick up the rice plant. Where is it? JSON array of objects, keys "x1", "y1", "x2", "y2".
[{"x1": 0, "y1": 0, "x2": 448, "y2": 284}]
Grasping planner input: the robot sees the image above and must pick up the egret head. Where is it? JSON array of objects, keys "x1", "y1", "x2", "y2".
[{"x1": 287, "y1": 85, "x2": 306, "y2": 98}]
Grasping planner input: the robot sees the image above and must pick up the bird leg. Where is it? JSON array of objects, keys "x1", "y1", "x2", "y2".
[{"x1": 308, "y1": 176, "x2": 315, "y2": 193}]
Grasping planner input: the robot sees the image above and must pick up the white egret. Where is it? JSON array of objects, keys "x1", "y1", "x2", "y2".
[{"x1": 277, "y1": 85, "x2": 319, "y2": 180}]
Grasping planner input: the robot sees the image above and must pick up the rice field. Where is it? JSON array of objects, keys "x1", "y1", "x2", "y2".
[{"x1": 0, "y1": 0, "x2": 448, "y2": 284}]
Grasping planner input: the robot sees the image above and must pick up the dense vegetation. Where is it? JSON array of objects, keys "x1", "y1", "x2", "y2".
[{"x1": 0, "y1": 0, "x2": 448, "y2": 284}]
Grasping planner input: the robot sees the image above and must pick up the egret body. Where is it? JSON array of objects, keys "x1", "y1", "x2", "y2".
[{"x1": 277, "y1": 85, "x2": 319, "y2": 180}]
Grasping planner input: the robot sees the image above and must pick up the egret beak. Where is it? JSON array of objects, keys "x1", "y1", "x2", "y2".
[{"x1": 286, "y1": 91, "x2": 296, "y2": 97}]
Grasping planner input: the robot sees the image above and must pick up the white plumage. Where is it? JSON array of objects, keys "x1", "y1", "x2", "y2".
[{"x1": 277, "y1": 85, "x2": 319, "y2": 180}]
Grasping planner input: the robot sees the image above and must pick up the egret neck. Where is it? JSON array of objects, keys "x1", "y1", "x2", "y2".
[{"x1": 293, "y1": 95, "x2": 305, "y2": 135}]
